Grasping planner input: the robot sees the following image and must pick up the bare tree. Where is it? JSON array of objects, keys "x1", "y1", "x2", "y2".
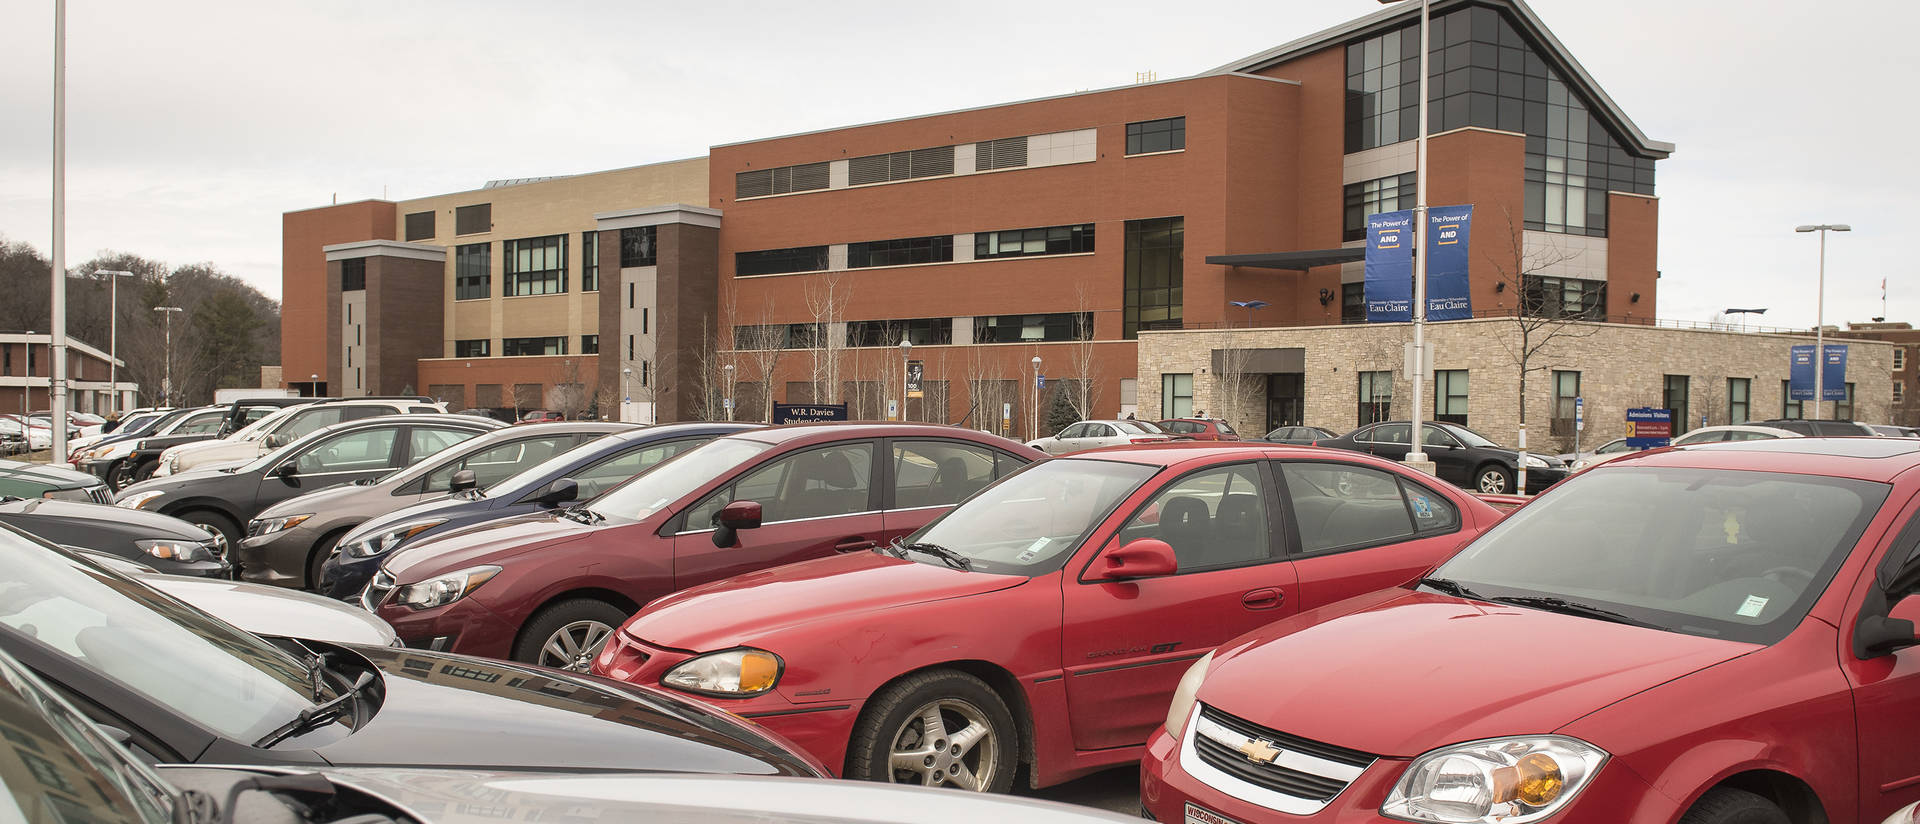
[
  {"x1": 552, "y1": 358, "x2": 589, "y2": 420},
  {"x1": 963, "y1": 344, "x2": 1011, "y2": 436},
  {"x1": 734, "y1": 294, "x2": 789, "y2": 423},
  {"x1": 1483, "y1": 209, "x2": 1602, "y2": 464},
  {"x1": 1066, "y1": 282, "x2": 1101, "y2": 420},
  {"x1": 802, "y1": 269, "x2": 850, "y2": 405},
  {"x1": 1211, "y1": 341, "x2": 1258, "y2": 433}
]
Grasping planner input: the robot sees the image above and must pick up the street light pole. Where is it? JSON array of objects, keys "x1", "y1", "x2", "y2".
[
  {"x1": 622, "y1": 367, "x2": 632, "y2": 423},
  {"x1": 95, "y1": 270, "x2": 133, "y2": 415},
  {"x1": 899, "y1": 337, "x2": 913, "y2": 422},
  {"x1": 1376, "y1": 0, "x2": 1432, "y2": 468},
  {"x1": 50, "y1": 0, "x2": 69, "y2": 462},
  {"x1": 1795, "y1": 224, "x2": 1850, "y2": 420},
  {"x1": 153, "y1": 306, "x2": 183, "y2": 406},
  {"x1": 1030, "y1": 355, "x2": 1042, "y2": 441},
  {"x1": 722, "y1": 363, "x2": 734, "y2": 421}
]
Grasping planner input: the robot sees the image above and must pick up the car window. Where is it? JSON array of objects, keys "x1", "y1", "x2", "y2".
[
  {"x1": 1215, "y1": 421, "x2": 1237, "y2": 435},
  {"x1": 569, "y1": 438, "x2": 710, "y2": 499},
  {"x1": 1113, "y1": 463, "x2": 1272, "y2": 571},
  {"x1": 406, "y1": 406, "x2": 440, "y2": 414},
  {"x1": 293, "y1": 427, "x2": 399, "y2": 474},
  {"x1": 1058, "y1": 424, "x2": 1087, "y2": 439},
  {"x1": 1086, "y1": 424, "x2": 1114, "y2": 439},
  {"x1": 1160, "y1": 421, "x2": 1191, "y2": 434},
  {"x1": 1371, "y1": 424, "x2": 1409, "y2": 444},
  {"x1": 893, "y1": 441, "x2": 999, "y2": 510},
  {"x1": 1598, "y1": 439, "x2": 1631, "y2": 454},
  {"x1": 1673, "y1": 431, "x2": 1724, "y2": 446},
  {"x1": 423, "y1": 435, "x2": 577, "y2": 493},
  {"x1": 241, "y1": 407, "x2": 274, "y2": 423},
  {"x1": 278, "y1": 408, "x2": 345, "y2": 441},
  {"x1": 1725, "y1": 431, "x2": 1778, "y2": 442},
  {"x1": 340, "y1": 406, "x2": 389, "y2": 423},
  {"x1": 407, "y1": 426, "x2": 478, "y2": 464},
  {"x1": 684, "y1": 442, "x2": 873, "y2": 529},
  {"x1": 1422, "y1": 427, "x2": 1461, "y2": 448},
  {"x1": 1281, "y1": 463, "x2": 1436, "y2": 553},
  {"x1": 174, "y1": 412, "x2": 226, "y2": 435}
]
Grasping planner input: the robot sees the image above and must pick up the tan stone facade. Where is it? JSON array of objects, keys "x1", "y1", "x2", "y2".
[{"x1": 1137, "y1": 319, "x2": 1898, "y2": 451}]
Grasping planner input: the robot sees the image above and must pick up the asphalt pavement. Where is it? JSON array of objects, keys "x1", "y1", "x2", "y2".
[{"x1": 1020, "y1": 766, "x2": 1141, "y2": 816}]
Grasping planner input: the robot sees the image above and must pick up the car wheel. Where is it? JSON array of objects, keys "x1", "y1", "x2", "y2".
[
  {"x1": 306, "y1": 530, "x2": 349, "y2": 592},
  {"x1": 1475, "y1": 465, "x2": 1513, "y2": 494},
  {"x1": 1677, "y1": 787, "x2": 1789, "y2": 824},
  {"x1": 514, "y1": 599, "x2": 629, "y2": 673},
  {"x1": 131, "y1": 460, "x2": 157, "y2": 484},
  {"x1": 846, "y1": 669, "x2": 1016, "y2": 792},
  {"x1": 179, "y1": 510, "x2": 241, "y2": 551},
  {"x1": 104, "y1": 459, "x2": 132, "y2": 491}
]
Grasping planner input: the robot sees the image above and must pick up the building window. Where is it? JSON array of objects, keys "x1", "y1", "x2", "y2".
[
  {"x1": 581, "y1": 335, "x2": 598, "y2": 355},
  {"x1": 502, "y1": 336, "x2": 566, "y2": 356},
  {"x1": 619, "y1": 226, "x2": 656, "y2": 268},
  {"x1": 1162, "y1": 374, "x2": 1194, "y2": 419},
  {"x1": 1341, "y1": 282, "x2": 1366, "y2": 323},
  {"x1": 974, "y1": 313, "x2": 1091, "y2": 343},
  {"x1": 1550, "y1": 370, "x2": 1579, "y2": 436},
  {"x1": 735, "y1": 162, "x2": 830, "y2": 198},
  {"x1": 405, "y1": 211, "x2": 434, "y2": 241},
  {"x1": 734, "y1": 323, "x2": 825, "y2": 350},
  {"x1": 1837, "y1": 382, "x2": 1856, "y2": 421},
  {"x1": 1123, "y1": 217, "x2": 1184, "y2": 339},
  {"x1": 340, "y1": 258, "x2": 366, "y2": 291},
  {"x1": 1728, "y1": 377, "x2": 1750, "y2": 425},
  {"x1": 1343, "y1": 173, "x2": 1417, "y2": 242},
  {"x1": 455, "y1": 243, "x2": 490, "y2": 300},
  {"x1": 974, "y1": 224, "x2": 1094, "y2": 259},
  {"x1": 1126, "y1": 117, "x2": 1185, "y2": 155},
  {"x1": 1343, "y1": 24, "x2": 1420, "y2": 152},
  {"x1": 1896, "y1": 349, "x2": 1908, "y2": 371},
  {"x1": 1664, "y1": 375, "x2": 1690, "y2": 432},
  {"x1": 1434, "y1": 369, "x2": 1468, "y2": 426},
  {"x1": 455, "y1": 339, "x2": 490, "y2": 358},
  {"x1": 642, "y1": 308, "x2": 649, "y2": 334},
  {"x1": 504, "y1": 235, "x2": 567, "y2": 296},
  {"x1": 847, "y1": 146, "x2": 955, "y2": 186},
  {"x1": 1358, "y1": 370, "x2": 1393, "y2": 426},
  {"x1": 975, "y1": 136, "x2": 1029, "y2": 171},
  {"x1": 640, "y1": 360, "x2": 650, "y2": 387},
  {"x1": 847, "y1": 235, "x2": 953, "y2": 268},
  {"x1": 736, "y1": 246, "x2": 829, "y2": 277},
  {"x1": 581, "y1": 232, "x2": 598, "y2": 291},
  {"x1": 1896, "y1": 380, "x2": 1906, "y2": 404},
  {"x1": 455, "y1": 203, "x2": 491, "y2": 235},
  {"x1": 1521, "y1": 275, "x2": 1606, "y2": 320},
  {"x1": 626, "y1": 335, "x2": 634, "y2": 360},
  {"x1": 846, "y1": 318, "x2": 953, "y2": 347},
  {"x1": 1781, "y1": 380, "x2": 1802, "y2": 420}
]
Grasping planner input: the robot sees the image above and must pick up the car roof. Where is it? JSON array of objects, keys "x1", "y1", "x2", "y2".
[
  {"x1": 1600, "y1": 436, "x2": 1920, "y2": 483},
  {"x1": 484, "y1": 421, "x2": 640, "y2": 437},
  {"x1": 1052, "y1": 441, "x2": 1350, "y2": 468},
  {"x1": 733, "y1": 421, "x2": 1026, "y2": 445},
  {"x1": 599, "y1": 421, "x2": 763, "y2": 444},
  {"x1": 305, "y1": 412, "x2": 505, "y2": 439},
  {"x1": 1682, "y1": 424, "x2": 1801, "y2": 437}
]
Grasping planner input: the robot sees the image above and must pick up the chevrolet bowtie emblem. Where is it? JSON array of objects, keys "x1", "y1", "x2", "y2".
[{"x1": 1237, "y1": 738, "x2": 1282, "y2": 764}]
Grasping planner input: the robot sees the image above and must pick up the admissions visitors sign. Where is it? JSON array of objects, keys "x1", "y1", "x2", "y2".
[{"x1": 1625, "y1": 407, "x2": 1673, "y2": 449}]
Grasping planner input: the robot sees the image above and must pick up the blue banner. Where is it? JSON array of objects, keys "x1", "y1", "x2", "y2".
[
  {"x1": 1789, "y1": 344, "x2": 1848, "y2": 401},
  {"x1": 1625, "y1": 407, "x2": 1672, "y2": 449},
  {"x1": 1424, "y1": 205, "x2": 1474, "y2": 321},
  {"x1": 1364, "y1": 210, "x2": 1414, "y2": 322}
]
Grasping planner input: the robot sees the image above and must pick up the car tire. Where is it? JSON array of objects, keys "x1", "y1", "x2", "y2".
[
  {"x1": 179, "y1": 510, "x2": 241, "y2": 552},
  {"x1": 131, "y1": 460, "x2": 157, "y2": 484},
  {"x1": 104, "y1": 459, "x2": 132, "y2": 491},
  {"x1": 846, "y1": 669, "x2": 1016, "y2": 793},
  {"x1": 1678, "y1": 787, "x2": 1789, "y2": 824},
  {"x1": 306, "y1": 530, "x2": 349, "y2": 592},
  {"x1": 513, "y1": 598, "x2": 629, "y2": 673},
  {"x1": 1475, "y1": 464, "x2": 1513, "y2": 494}
]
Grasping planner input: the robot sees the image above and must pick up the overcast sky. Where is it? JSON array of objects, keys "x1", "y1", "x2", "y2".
[{"x1": 0, "y1": 0, "x2": 1910, "y2": 331}]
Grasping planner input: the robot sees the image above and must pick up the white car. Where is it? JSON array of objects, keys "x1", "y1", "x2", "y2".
[
  {"x1": 156, "y1": 397, "x2": 443, "y2": 476},
  {"x1": 0, "y1": 417, "x2": 52, "y2": 451},
  {"x1": 1569, "y1": 424, "x2": 1801, "y2": 471},
  {"x1": 1026, "y1": 419, "x2": 1176, "y2": 455}
]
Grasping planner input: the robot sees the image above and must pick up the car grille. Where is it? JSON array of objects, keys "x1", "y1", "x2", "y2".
[
  {"x1": 362, "y1": 570, "x2": 396, "y2": 611},
  {"x1": 86, "y1": 485, "x2": 112, "y2": 505},
  {"x1": 1183, "y1": 704, "x2": 1374, "y2": 815},
  {"x1": 198, "y1": 531, "x2": 229, "y2": 561}
]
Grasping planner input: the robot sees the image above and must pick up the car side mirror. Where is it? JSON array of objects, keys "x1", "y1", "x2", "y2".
[
  {"x1": 1855, "y1": 586, "x2": 1920, "y2": 659},
  {"x1": 449, "y1": 469, "x2": 478, "y2": 493},
  {"x1": 710, "y1": 500, "x2": 763, "y2": 548},
  {"x1": 1091, "y1": 538, "x2": 1178, "y2": 581},
  {"x1": 272, "y1": 462, "x2": 298, "y2": 481},
  {"x1": 535, "y1": 478, "x2": 578, "y2": 507}
]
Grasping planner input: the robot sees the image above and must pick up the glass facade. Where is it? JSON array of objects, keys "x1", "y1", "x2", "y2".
[
  {"x1": 1344, "y1": 173, "x2": 1417, "y2": 242},
  {"x1": 1123, "y1": 217, "x2": 1183, "y2": 339},
  {"x1": 619, "y1": 226, "x2": 656, "y2": 268},
  {"x1": 455, "y1": 339, "x2": 489, "y2": 358},
  {"x1": 846, "y1": 318, "x2": 954, "y2": 347},
  {"x1": 1434, "y1": 369, "x2": 1468, "y2": 425},
  {"x1": 1521, "y1": 275, "x2": 1606, "y2": 320},
  {"x1": 504, "y1": 235, "x2": 568, "y2": 296},
  {"x1": 502, "y1": 336, "x2": 567, "y2": 356},
  {"x1": 736, "y1": 246, "x2": 829, "y2": 277},
  {"x1": 847, "y1": 235, "x2": 954, "y2": 268},
  {"x1": 974, "y1": 313, "x2": 1090, "y2": 343},
  {"x1": 455, "y1": 243, "x2": 490, "y2": 301},
  {"x1": 1126, "y1": 118, "x2": 1186, "y2": 155},
  {"x1": 975, "y1": 224, "x2": 1095, "y2": 259}
]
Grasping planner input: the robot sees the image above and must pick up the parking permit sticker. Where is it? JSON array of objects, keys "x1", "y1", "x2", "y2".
[
  {"x1": 1737, "y1": 595, "x2": 1769, "y2": 618},
  {"x1": 1411, "y1": 495, "x2": 1433, "y2": 519},
  {"x1": 1017, "y1": 537, "x2": 1049, "y2": 563}
]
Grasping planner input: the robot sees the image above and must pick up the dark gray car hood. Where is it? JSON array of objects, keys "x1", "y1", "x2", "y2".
[{"x1": 0, "y1": 497, "x2": 208, "y2": 539}]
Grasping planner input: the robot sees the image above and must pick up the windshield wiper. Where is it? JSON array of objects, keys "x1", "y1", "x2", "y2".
[
  {"x1": 1418, "y1": 576, "x2": 1483, "y2": 599},
  {"x1": 1487, "y1": 595, "x2": 1660, "y2": 629},
  {"x1": 253, "y1": 670, "x2": 374, "y2": 749},
  {"x1": 558, "y1": 505, "x2": 603, "y2": 524},
  {"x1": 898, "y1": 542, "x2": 971, "y2": 571}
]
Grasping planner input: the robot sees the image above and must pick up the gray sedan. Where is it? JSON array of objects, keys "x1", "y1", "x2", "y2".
[{"x1": 1026, "y1": 419, "x2": 1175, "y2": 455}]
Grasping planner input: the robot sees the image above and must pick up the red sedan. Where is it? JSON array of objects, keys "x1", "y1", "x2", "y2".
[
  {"x1": 1158, "y1": 418, "x2": 1242, "y2": 441},
  {"x1": 366, "y1": 423, "x2": 1040, "y2": 671},
  {"x1": 1142, "y1": 437, "x2": 1920, "y2": 824},
  {"x1": 593, "y1": 443, "x2": 1500, "y2": 792}
]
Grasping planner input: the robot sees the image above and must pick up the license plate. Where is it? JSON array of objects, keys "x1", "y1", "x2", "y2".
[{"x1": 1185, "y1": 802, "x2": 1242, "y2": 824}]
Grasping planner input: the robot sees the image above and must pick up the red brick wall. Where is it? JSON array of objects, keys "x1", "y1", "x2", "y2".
[
  {"x1": 1426, "y1": 128, "x2": 1527, "y2": 317},
  {"x1": 1607, "y1": 193, "x2": 1659, "y2": 321},
  {"x1": 282, "y1": 201, "x2": 395, "y2": 386}
]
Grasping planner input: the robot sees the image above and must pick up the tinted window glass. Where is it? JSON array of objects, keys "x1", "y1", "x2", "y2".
[
  {"x1": 424, "y1": 435, "x2": 576, "y2": 493},
  {"x1": 407, "y1": 427, "x2": 478, "y2": 463},
  {"x1": 1372, "y1": 424, "x2": 1410, "y2": 443},
  {"x1": 1114, "y1": 464, "x2": 1272, "y2": 570},
  {"x1": 686, "y1": 443, "x2": 873, "y2": 528},
  {"x1": 569, "y1": 438, "x2": 709, "y2": 499},
  {"x1": 175, "y1": 412, "x2": 225, "y2": 435},
  {"x1": 894, "y1": 441, "x2": 998, "y2": 509},
  {"x1": 1282, "y1": 463, "x2": 1417, "y2": 553},
  {"x1": 591, "y1": 438, "x2": 773, "y2": 521},
  {"x1": 279, "y1": 408, "x2": 345, "y2": 440},
  {"x1": 294, "y1": 427, "x2": 398, "y2": 474}
]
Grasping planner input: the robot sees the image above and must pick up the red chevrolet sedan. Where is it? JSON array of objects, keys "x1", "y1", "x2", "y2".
[
  {"x1": 593, "y1": 444, "x2": 1500, "y2": 792},
  {"x1": 366, "y1": 423, "x2": 1040, "y2": 670},
  {"x1": 1142, "y1": 437, "x2": 1920, "y2": 824}
]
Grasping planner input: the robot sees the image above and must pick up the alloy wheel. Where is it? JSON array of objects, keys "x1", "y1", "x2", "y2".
[
  {"x1": 538, "y1": 620, "x2": 614, "y2": 672},
  {"x1": 884, "y1": 697, "x2": 999, "y2": 790}
]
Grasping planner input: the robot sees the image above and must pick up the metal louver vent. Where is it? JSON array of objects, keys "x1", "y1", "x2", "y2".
[
  {"x1": 789, "y1": 162, "x2": 830, "y2": 191},
  {"x1": 737, "y1": 161, "x2": 832, "y2": 199},
  {"x1": 736, "y1": 169, "x2": 773, "y2": 198},
  {"x1": 848, "y1": 153, "x2": 894, "y2": 186},
  {"x1": 849, "y1": 146, "x2": 955, "y2": 185},
  {"x1": 976, "y1": 137, "x2": 1029, "y2": 171},
  {"x1": 908, "y1": 146, "x2": 954, "y2": 177}
]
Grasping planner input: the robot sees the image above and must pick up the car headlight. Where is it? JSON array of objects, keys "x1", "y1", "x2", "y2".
[
  {"x1": 249, "y1": 514, "x2": 312, "y2": 536},
  {"x1": 138, "y1": 538, "x2": 213, "y2": 563},
  {"x1": 1164, "y1": 651, "x2": 1213, "y2": 738},
  {"x1": 393, "y1": 565, "x2": 501, "y2": 610},
  {"x1": 41, "y1": 488, "x2": 92, "y2": 502},
  {"x1": 116, "y1": 490, "x2": 166, "y2": 510},
  {"x1": 1381, "y1": 736, "x2": 1606, "y2": 824},
  {"x1": 342, "y1": 519, "x2": 448, "y2": 558},
  {"x1": 662, "y1": 648, "x2": 784, "y2": 697},
  {"x1": 1520, "y1": 454, "x2": 1549, "y2": 469}
]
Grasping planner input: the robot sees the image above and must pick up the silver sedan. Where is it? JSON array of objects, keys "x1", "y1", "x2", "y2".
[{"x1": 1026, "y1": 419, "x2": 1175, "y2": 455}]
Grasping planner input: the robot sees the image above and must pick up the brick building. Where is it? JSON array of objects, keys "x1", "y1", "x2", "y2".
[
  {"x1": 0, "y1": 333, "x2": 136, "y2": 416},
  {"x1": 1833, "y1": 322, "x2": 1920, "y2": 428}
]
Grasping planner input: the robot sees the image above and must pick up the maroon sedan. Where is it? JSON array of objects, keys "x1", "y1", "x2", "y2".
[
  {"x1": 365, "y1": 423, "x2": 1042, "y2": 671},
  {"x1": 1158, "y1": 418, "x2": 1241, "y2": 441}
]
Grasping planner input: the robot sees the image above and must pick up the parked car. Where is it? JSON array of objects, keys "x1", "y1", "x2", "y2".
[
  {"x1": 323, "y1": 421, "x2": 762, "y2": 599},
  {"x1": 1569, "y1": 424, "x2": 1801, "y2": 471},
  {"x1": 367, "y1": 423, "x2": 1042, "y2": 671},
  {"x1": 63, "y1": 406, "x2": 171, "y2": 456},
  {"x1": 519, "y1": 409, "x2": 566, "y2": 423},
  {"x1": 76, "y1": 404, "x2": 230, "y2": 489},
  {"x1": 1158, "y1": 418, "x2": 1242, "y2": 441},
  {"x1": 240, "y1": 420, "x2": 634, "y2": 591},
  {"x1": 1141, "y1": 436, "x2": 1920, "y2": 824},
  {"x1": 1315, "y1": 420, "x2": 1567, "y2": 494},
  {"x1": 155, "y1": 396, "x2": 447, "y2": 478},
  {"x1": 0, "y1": 414, "x2": 53, "y2": 451},
  {"x1": 113, "y1": 413, "x2": 502, "y2": 545},
  {"x1": 0, "y1": 457, "x2": 112, "y2": 503},
  {"x1": 593, "y1": 443, "x2": 1502, "y2": 792},
  {"x1": 1027, "y1": 419, "x2": 1176, "y2": 455},
  {"x1": 1261, "y1": 425, "x2": 1339, "y2": 445},
  {"x1": 141, "y1": 574, "x2": 401, "y2": 647},
  {"x1": 1557, "y1": 435, "x2": 1631, "y2": 463},
  {"x1": 0, "y1": 523, "x2": 828, "y2": 777},
  {"x1": 106, "y1": 402, "x2": 294, "y2": 488},
  {"x1": 1753, "y1": 416, "x2": 1877, "y2": 437},
  {"x1": 1868, "y1": 423, "x2": 1916, "y2": 437},
  {"x1": 0, "y1": 496, "x2": 230, "y2": 577}
]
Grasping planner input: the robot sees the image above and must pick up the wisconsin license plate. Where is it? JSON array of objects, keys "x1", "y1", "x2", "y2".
[{"x1": 1185, "y1": 802, "x2": 1242, "y2": 824}]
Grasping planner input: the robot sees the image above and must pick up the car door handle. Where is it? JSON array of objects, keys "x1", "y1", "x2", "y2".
[
  {"x1": 835, "y1": 537, "x2": 877, "y2": 553},
  {"x1": 1242, "y1": 588, "x2": 1284, "y2": 610}
]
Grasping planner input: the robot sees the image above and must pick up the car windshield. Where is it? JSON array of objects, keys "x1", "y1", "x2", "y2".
[
  {"x1": 588, "y1": 437, "x2": 773, "y2": 520},
  {"x1": 232, "y1": 405, "x2": 300, "y2": 441},
  {"x1": 0, "y1": 527, "x2": 327, "y2": 743},
  {"x1": 1432, "y1": 466, "x2": 1889, "y2": 644},
  {"x1": 902, "y1": 458, "x2": 1157, "y2": 576},
  {"x1": 0, "y1": 649, "x2": 176, "y2": 823},
  {"x1": 1439, "y1": 424, "x2": 1498, "y2": 448},
  {"x1": 1119, "y1": 421, "x2": 1166, "y2": 435}
]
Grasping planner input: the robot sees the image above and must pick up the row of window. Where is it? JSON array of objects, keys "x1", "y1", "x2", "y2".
[
  {"x1": 735, "y1": 222, "x2": 1098, "y2": 277},
  {"x1": 450, "y1": 226, "x2": 656, "y2": 301},
  {"x1": 451, "y1": 336, "x2": 597, "y2": 358},
  {"x1": 407, "y1": 204, "x2": 492, "y2": 241},
  {"x1": 1333, "y1": 272, "x2": 1606, "y2": 323},
  {"x1": 731, "y1": 312, "x2": 1094, "y2": 350}
]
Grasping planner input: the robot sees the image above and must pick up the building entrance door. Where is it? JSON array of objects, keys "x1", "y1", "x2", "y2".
[{"x1": 1267, "y1": 373, "x2": 1303, "y2": 432}]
